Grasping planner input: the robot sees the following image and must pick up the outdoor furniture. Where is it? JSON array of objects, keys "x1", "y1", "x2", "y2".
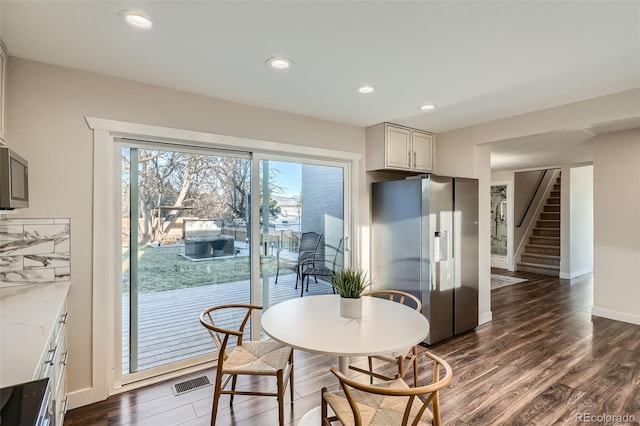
[
  {"x1": 348, "y1": 290, "x2": 423, "y2": 387},
  {"x1": 199, "y1": 304, "x2": 294, "y2": 426},
  {"x1": 275, "y1": 231, "x2": 322, "y2": 285},
  {"x1": 183, "y1": 219, "x2": 235, "y2": 259},
  {"x1": 321, "y1": 351, "x2": 453, "y2": 426},
  {"x1": 299, "y1": 237, "x2": 344, "y2": 297}
]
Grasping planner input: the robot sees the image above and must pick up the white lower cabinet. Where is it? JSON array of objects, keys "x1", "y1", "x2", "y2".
[{"x1": 38, "y1": 300, "x2": 69, "y2": 426}]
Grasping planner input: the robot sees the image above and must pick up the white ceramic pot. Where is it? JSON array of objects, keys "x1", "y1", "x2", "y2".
[{"x1": 340, "y1": 296, "x2": 362, "y2": 319}]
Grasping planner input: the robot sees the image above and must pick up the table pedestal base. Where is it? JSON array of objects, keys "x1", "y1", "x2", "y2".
[
  {"x1": 337, "y1": 355, "x2": 349, "y2": 375},
  {"x1": 298, "y1": 406, "x2": 336, "y2": 426}
]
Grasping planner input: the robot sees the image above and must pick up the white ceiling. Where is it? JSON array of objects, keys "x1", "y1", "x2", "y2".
[{"x1": 1, "y1": 1, "x2": 639, "y2": 171}]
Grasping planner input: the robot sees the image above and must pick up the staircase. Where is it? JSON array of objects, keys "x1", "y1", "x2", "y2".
[{"x1": 517, "y1": 175, "x2": 561, "y2": 276}]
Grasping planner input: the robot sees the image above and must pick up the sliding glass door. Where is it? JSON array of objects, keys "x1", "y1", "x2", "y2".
[
  {"x1": 257, "y1": 159, "x2": 346, "y2": 310},
  {"x1": 120, "y1": 142, "x2": 252, "y2": 379},
  {"x1": 116, "y1": 142, "x2": 351, "y2": 384}
]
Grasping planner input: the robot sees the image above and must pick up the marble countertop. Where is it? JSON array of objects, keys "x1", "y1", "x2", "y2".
[{"x1": 0, "y1": 282, "x2": 70, "y2": 388}]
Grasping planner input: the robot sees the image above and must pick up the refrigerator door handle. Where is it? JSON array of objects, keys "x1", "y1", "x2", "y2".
[{"x1": 434, "y1": 231, "x2": 448, "y2": 262}]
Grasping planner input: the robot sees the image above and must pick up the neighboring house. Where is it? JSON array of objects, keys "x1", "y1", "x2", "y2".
[{"x1": 4, "y1": 53, "x2": 639, "y2": 412}]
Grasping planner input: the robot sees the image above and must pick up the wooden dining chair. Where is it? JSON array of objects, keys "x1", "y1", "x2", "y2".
[
  {"x1": 199, "y1": 304, "x2": 294, "y2": 426},
  {"x1": 322, "y1": 350, "x2": 453, "y2": 426},
  {"x1": 348, "y1": 289, "x2": 423, "y2": 386}
]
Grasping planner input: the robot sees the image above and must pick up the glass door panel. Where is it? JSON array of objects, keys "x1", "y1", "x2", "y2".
[
  {"x1": 121, "y1": 144, "x2": 251, "y2": 376},
  {"x1": 258, "y1": 160, "x2": 345, "y2": 309}
]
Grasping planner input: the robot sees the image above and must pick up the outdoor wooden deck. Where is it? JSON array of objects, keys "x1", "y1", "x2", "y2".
[{"x1": 122, "y1": 272, "x2": 333, "y2": 373}]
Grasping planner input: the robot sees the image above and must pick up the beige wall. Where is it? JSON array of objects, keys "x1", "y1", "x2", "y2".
[
  {"x1": 562, "y1": 165, "x2": 593, "y2": 278},
  {"x1": 593, "y1": 129, "x2": 640, "y2": 323},
  {"x1": 438, "y1": 91, "x2": 640, "y2": 328},
  {"x1": 6, "y1": 58, "x2": 365, "y2": 397}
]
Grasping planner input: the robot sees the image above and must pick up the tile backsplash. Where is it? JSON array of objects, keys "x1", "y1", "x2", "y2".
[{"x1": 0, "y1": 218, "x2": 71, "y2": 287}]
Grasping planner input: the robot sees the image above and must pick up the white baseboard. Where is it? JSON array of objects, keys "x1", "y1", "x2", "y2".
[
  {"x1": 592, "y1": 306, "x2": 640, "y2": 326},
  {"x1": 67, "y1": 387, "x2": 104, "y2": 410},
  {"x1": 491, "y1": 255, "x2": 507, "y2": 269},
  {"x1": 559, "y1": 267, "x2": 593, "y2": 280},
  {"x1": 478, "y1": 310, "x2": 492, "y2": 325}
]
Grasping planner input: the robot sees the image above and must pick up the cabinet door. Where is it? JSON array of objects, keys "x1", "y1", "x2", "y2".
[
  {"x1": 385, "y1": 125, "x2": 411, "y2": 170},
  {"x1": 411, "y1": 131, "x2": 433, "y2": 172},
  {"x1": 0, "y1": 41, "x2": 6, "y2": 144}
]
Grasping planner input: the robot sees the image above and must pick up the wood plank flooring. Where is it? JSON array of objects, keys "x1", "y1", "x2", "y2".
[
  {"x1": 122, "y1": 272, "x2": 334, "y2": 372},
  {"x1": 65, "y1": 270, "x2": 640, "y2": 425}
]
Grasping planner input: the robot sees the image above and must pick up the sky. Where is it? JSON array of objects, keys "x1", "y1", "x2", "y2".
[{"x1": 269, "y1": 161, "x2": 301, "y2": 197}]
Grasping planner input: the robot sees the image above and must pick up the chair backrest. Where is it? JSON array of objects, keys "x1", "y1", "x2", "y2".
[
  {"x1": 298, "y1": 231, "x2": 322, "y2": 262},
  {"x1": 329, "y1": 350, "x2": 452, "y2": 426},
  {"x1": 199, "y1": 304, "x2": 262, "y2": 362},
  {"x1": 299, "y1": 231, "x2": 322, "y2": 253},
  {"x1": 363, "y1": 289, "x2": 422, "y2": 312}
]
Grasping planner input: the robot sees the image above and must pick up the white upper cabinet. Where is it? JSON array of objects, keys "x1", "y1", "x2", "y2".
[
  {"x1": 366, "y1": 122, "x2": 434, "y2": 172},
  {"x1": 0, "y1": 40, "x2": 6, "y2": 144},
  {"x1": 410, "y1": 130, "x2": 433, "y2": 172}
]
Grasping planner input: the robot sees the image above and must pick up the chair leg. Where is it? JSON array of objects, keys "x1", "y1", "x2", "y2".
[
  {"x1": 277, "y1": 369, "x2": 285, "y2": 426},
  {"x1": 368, "y1": 356, "x2": 374, "y2": 384},
  {"x1": 289, "y1": 351, "x2": 295, "y2": 403},
  {"x1": 397, "y1": 356, "x2": 405, "y2": 383},
  {"x1": 321, "y1": 387, "x2": 328, "y2": 425},
  {"x1": 211, "y1": 370, "x2": 224, "y2": 426},
  {"x1": 229, "y1": 374, "x2": 237, "y2": 405},
  {"x1": 295, "y1": 266, "x2": 300, "y2": 289},
  {"x1": 412, "y1": 347, "x2": 419, "y2": 387}
]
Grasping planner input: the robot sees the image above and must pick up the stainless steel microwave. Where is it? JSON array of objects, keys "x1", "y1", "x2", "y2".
[{"x1": 0, "y1": 146, "x2": 29, "y2": 209}]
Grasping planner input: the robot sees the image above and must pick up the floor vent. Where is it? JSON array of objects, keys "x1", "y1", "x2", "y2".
[{"x1": 172, "y1": 375, "x2": 212, "y2": 396}]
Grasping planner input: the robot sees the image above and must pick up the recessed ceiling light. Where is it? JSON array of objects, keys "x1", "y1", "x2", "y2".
[
  {"x1": 118, "y1": 10, "x2": 153, "y2": 29},
  {"x1": 358, "y1": 85, "x2": 375, "y2": 94},
  {"x1": 266, "y1": 57, "x2": 293, "y2": 69},
  {"x1": 420, "y1": 104, "x2": 436, "y2": 111}
]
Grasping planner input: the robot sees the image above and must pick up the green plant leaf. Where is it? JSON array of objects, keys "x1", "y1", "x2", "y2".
[{"x1": 329, "y1": 268, "x2": 371, "y2": 298}]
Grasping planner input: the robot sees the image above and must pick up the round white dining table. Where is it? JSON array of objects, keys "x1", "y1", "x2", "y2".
[
  {"x1": 261, "y1": 294, "x2": 430, "y2": 426},
  {"x1": 261, "y1": 294, "x2": 430, "y2": 375}
]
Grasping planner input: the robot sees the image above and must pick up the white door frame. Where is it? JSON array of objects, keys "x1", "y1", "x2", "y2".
[
  {"x1": 490, "y1": 181, "x2": 514, "y2": 271},
  {"x1": 86, "y1": 116, "x2": 360, "y2": 400}
]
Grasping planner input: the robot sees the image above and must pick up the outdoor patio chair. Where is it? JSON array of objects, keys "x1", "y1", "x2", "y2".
[
  {"x1": 275, "y1": 231, "x2": 322, "y2": 286},
  {"x1": 322, "y1": 351, "x2": 453, "y2": 426},
  {"x1": 299, "y1": 237, "x2": 344, "y2": 297},
  {"x1": 199, "y1": 304, "x2": 294, "y2": 426},
  {"x1": 348, "y1": 290, "x2": 423, "y2": 387}
]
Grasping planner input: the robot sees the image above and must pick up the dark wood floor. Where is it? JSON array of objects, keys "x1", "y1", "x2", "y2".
[{"x1": 65, "y1": 270, "x2": 640, "y2": 425}]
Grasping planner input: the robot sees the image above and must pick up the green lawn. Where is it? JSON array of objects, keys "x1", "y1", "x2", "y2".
[{"x1": 122, "y1": 245, "x2": 293, "y2": 293}]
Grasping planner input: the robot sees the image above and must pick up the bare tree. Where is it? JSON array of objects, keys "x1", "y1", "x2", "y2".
[{"x1": 122, "y1": 148, "x2": 284, "y2": 243}]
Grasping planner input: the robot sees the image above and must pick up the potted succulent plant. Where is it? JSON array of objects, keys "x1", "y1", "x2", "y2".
[{"x1": 330, "y1": 268, "x2": 371, "y2": 319}]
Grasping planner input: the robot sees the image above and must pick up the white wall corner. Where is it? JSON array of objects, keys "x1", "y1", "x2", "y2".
[
  {"x1": 591, "y1": 306, "x2": 640, "y2": 326},
  {"x1": 559, "y1": 267, "x2": 593, "y2": 280},
  {"x1": 479, "y1": 310, "x2": 492, "y2": 325}
]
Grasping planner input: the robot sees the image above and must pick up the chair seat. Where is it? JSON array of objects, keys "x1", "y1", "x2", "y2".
[
  {"x1": 323, "y1": 378, "x2": 433, "y2": 426},
  {"x1": 303, "y1": 265, "x2": 332, "y2": 277},
  {"x1": 222, "y1": 340, "x2": 292, "y2": 375}
]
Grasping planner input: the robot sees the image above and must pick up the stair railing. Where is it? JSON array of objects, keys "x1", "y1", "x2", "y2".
[
  {"x1": 517, "y1": 170, "x2": 547, "y2": 228},
  {"x1": 513, "y1": 169, "x2": 561, "y2": 266}
]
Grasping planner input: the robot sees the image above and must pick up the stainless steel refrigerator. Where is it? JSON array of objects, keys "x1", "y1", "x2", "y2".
[{"x1": 371, "y1": 175, "x2": 478, "y2": 345}]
